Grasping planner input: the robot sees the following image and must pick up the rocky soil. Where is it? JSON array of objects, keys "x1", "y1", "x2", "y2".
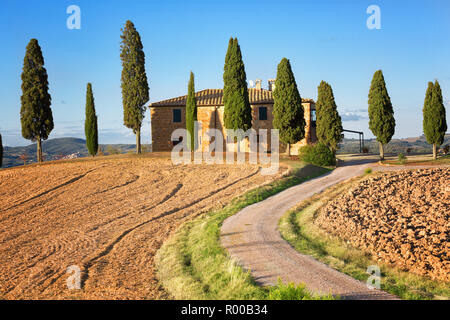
[{"x1": 316, "y1": 168, "x2": 449, "y2": 282}]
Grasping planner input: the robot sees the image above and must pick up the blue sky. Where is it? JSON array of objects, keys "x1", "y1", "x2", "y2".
[{"x1": 0, "y1": 0, "x2": 449, "y2": 146}]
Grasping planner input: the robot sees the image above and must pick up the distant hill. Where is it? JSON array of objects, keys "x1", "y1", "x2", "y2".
[
  {"x1": 2, "y1": 134, "x2": 449, "y2": 168},
  {"x1": 337, "y1": 134, "x2": 450, "y2": 154},
  {"x1": 2, "y1": 137, "x2": 149, "y2": 168}
]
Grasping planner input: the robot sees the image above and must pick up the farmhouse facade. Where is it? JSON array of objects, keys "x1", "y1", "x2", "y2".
[{"x1": 149, "y1": 83, "x2": 317, "y2": 154}]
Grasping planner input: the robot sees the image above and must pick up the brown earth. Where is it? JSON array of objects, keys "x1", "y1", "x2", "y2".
[
  {"x1": 316, "y1": 168, "x2": 450, "y2": 282},
  {"x1": 0, "y1": 155, "x2": 283, "y2": 299}
]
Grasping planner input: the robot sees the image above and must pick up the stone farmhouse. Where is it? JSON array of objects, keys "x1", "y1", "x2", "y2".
[{"x1": 149, "y1": 80, "x2": 317, "y2": 154}]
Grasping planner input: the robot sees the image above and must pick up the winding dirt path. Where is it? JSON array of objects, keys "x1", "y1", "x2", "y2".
[{"x1": 221, "y1": 161, "x2": 401, "y2": 300}]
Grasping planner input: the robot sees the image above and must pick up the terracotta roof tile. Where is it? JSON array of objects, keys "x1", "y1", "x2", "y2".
[{"x1": 149, "y1": 88, "x2": 314, "y2": 107}]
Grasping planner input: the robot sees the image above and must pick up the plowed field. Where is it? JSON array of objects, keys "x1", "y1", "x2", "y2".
[
  {"x1": 0, "y1": 156, "x2": 282, "y2": 299},
  {"x1": 316, "y1": 168, "x2": 449, "y2": 282}
]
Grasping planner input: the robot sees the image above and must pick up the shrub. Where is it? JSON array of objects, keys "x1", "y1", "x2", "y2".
[
  {"x1": 364, "y1": 168, "x2": 372, "y2": 175},
  {"x1": 268, "y1": 280, "x2": 335, "y2": 300},
  {"x1": 398, "y1": 153, "x2": 407, "y2": 164},
  {"x1": 443, "y1": 145, "x2": 449, "y2": 155},
  {"x1": 362, "y1": 146, "x2": 369, "y2": 154},
  {"x1": 299, "y1": 143, "x2": 336, "y2": 166}
]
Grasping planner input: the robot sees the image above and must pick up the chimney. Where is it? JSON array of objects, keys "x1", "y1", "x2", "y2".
[
  {"x1": 268, "y1": 79, "x2": 275, "y2": 91},
  {"x1": 255, "y1": 79, "x2": 262, "y2": 90}
]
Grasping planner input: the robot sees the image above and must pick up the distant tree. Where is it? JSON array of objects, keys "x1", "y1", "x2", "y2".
[
  {"x1": 20, "y1": 39, "x2": 53, "y2": 163},
  {"x1": 423, "y1": 81, "x2": 447, "y2": 160},
  {"x1": 19, "y1": 153, "x2": 28, "y2": 165},
  {"x1": 0, "y1": 133, "x2": 3, "y2": 168},
  {"x1": 316, "y1": 81, "x2": 343, "y2": 154},
  {"x1": 186, "y1": 71, "x2": 198, "y2": 151},
  {"x1": 368, "y1": 70, "x2": 395, "y2": 160},
  {"x1": 85, "y1": 83, "x2": 99, "y2": 157},
  {"x1": 120, "y1": 20, "x2": 149, "y2": 154},
  {"x1": 223, "y1": 38, "x2": 252, "y2": 133},
  {"x1": 272, "y1": 58, "x2": 305, "y2": 155}
]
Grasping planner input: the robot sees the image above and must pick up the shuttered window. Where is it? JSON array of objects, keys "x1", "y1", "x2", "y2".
[
  {"x1": 173, "y1": 109, "x2": 181, "y2": 123},
  {"x1": 259, "y1": 106, "x2": 267, "y2": 120}
]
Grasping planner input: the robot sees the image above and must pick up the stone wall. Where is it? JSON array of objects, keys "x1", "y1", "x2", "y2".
[{"x1": 150, "y1": 106, "x2": 186, "y2": 151}]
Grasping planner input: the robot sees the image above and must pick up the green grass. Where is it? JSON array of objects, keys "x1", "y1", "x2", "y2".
[
  {"x1": 278, "y1": 176, "x2": 450, "y2": 300},
  {"x1": 267, "y1": 280, "x2": 335, "y2": 300},
  {"x1": 155, "y1": 162, "x2": 333, "y2": 300}
]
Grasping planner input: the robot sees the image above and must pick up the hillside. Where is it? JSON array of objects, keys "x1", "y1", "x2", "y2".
[
  {"x1": 2, "y1": 137, "x2": 147, "y2": 168},
  {"x1": 337, "y1": 134, "x2": 450, "y2": 154},
  {"x1": 2, "y1": 134, "x2": 449, "y2": 168}
]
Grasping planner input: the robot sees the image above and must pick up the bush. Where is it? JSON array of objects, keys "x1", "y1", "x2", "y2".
[
  {"x1": 268, "y1": 280, "x2": 335, "y2": 300},
  {"x1": 443, "y1": 145, "x2": 449, "y2": 155},
  {"x1": 299, "y1": 143, "x2": 336, "y2": 166},
  {"x1": 364, "y1": 168, "x2": 372, "y2": 175},
  {"x1": 398, "y1": 153, "x2": 407, "y2": 164},
  {"x1": 362, "y1": 146, "x2": 369, "y2": 154}
]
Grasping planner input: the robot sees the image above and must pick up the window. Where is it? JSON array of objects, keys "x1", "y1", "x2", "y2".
[
  {"x1": 311, "y1": 109, "x2": 317, "y2": 127},
  {"x1": 173, "y1": 109, "x2": 181, "y2": 123},
  {"x1": 259, "y1": 106, "x2": 268, "y2": 120}
]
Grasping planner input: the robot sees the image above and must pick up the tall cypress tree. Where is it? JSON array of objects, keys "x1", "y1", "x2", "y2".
[
  {"x1": 120, "y1": 20, "x2": 149, "y2": 154},
  {"x1": 223, "y1": 38, "x2": 252, "y2": 132},
  {"x1": 316, "y1": 81, "x2": 343, "y2": 153},
  {"x1": 0, "y1": 133, "x2": 3, "y2": 168},
  {"x1": 423, "y1": 81, "x2": 447, "y2": 160},
  {"x1": 186, "y1": 72, "x2": 198, "y2": 151},
  {"x1": 272, "y1": 58, "x2": 305, "y2": 155},
  {"x1": 20, "y1": 39, "x2": 53, "y2": 163},
  {"x1": 368, "y1": 70, "x2": 395, "y2": 160},
  {"x1": 85, "y1": 83, "x2": 99, "y2": 157}
]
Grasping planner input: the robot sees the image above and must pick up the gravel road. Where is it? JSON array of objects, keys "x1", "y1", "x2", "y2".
[{"x1": 221, "y1": 160, "x2": 400, "y2": 300}]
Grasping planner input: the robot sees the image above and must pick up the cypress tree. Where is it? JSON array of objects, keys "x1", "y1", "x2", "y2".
[
  {"x1": 20, "y1": 39, "x2": 53, "y2": 163},
  {"x1": 272, "y1": 58, "x2": 305, "y2": 155},
  {"x1": 423, "y1": 81, "x2": 447, "y2": 160},
  {"x1": 368, "y1": 70, "x2": 395, "y2": 160},
  {"x1": 316, "y1": 81, "x2": 343, "y2": 153},
  {"x1": 0, "y1": 133, "x2": 3, "y2": 168},
  {"x1": 186, "y1": 71, "x2": 198, "y2": 151},
  {"x1": 120, "y1": 20, "x2": 149, "y2": 154},
  {"x1": 223, "y1": 38, "x2": 252, "y2": 132},
  {"x1": 85, "y1": 83, "x2": 98, "y2": 157}
]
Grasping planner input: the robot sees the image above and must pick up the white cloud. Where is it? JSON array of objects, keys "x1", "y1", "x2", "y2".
[
  {"x1": 341, "y1": 112, "x2": 366, "y2": 121},
  {"x1": 341, "y1": 109, "x2": 368, "y2": 122}
]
